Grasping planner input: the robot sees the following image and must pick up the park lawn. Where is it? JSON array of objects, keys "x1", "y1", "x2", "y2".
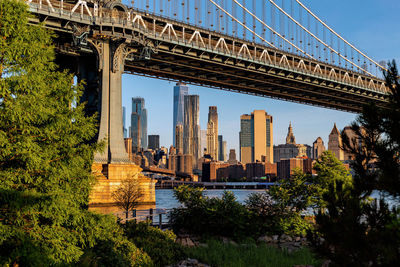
[{"x1": 185, "y1": 239, "x2": 322, "y2": 267}]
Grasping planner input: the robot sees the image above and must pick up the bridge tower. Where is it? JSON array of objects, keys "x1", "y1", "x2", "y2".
[{"x1": 53, "y1": 0, "x2": 156, "y2": 210}]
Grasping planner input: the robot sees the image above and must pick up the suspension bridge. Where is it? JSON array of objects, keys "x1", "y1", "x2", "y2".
[{"x1": 26, "y1": 0, "x2": 390, "y2": 164}]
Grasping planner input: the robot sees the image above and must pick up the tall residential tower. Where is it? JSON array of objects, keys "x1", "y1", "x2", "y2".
[
  {"x1": 184, "y1": 95, "x2": 200, "y2": 169},
  {"x1": 131, "y1": 97, "x2": 148, "y2": 152}
]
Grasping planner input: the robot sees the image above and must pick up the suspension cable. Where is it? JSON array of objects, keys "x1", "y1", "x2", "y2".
[
  {"x1": 231, "y1": 0, "x2": 314, "y2": 59},
  {"x1": 266, "y1": 0, "x2": 375, "y2": 76},
  {"x1": 295, "y1": 0, "x2": 386, "y2": 72},
  {"x1": 207, "y1": 0, "x2": 277, "y2": 48}
]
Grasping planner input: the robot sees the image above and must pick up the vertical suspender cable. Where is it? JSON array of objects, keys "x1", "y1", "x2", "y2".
[
  {"x1": 232, "y1": 0, "x2": 312, "y2": 57},
  {"x1": 225, "y1": 0, "x2": 229, "y2": 33},
  {"x1": 195, "y1": 0, "x2": 198, "y2": 27},
  {"x1": 307, "y1": 12, "x2": 311, "y2": 56},
  {"x1": 233, "y1": 0, "x2": 237, "y2": 37},
  {"x1": 208, "y1": 0, "x2": 277, "y2": 48},
  {"x1": 271, "y1": 3, "x2": 275, "y2": 45},
  {"x1": 182, "y1": 0, "x2": 185, "y2": 22},
  {"x1": 186, "y1": 0, "x2": 190, "y2": 22},
  {"x1": 279, "y1": 0, "x2": 283, "y2": 49},
  {"x1": 242, "y1": 0, "x2": 246, "y2": 39},
  {"x1": 252, "y1": 0, "x2": 256, "y2": 41},
  {"x1": 262, "y1": 0, "x2": 266, "y2": 39}
]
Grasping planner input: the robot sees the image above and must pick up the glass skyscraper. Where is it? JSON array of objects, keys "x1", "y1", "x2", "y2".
[
  {"x1": 122, "y1": 106, "x2": 127, "y2": 138},
  {"x1": 173, "y1": 82, "x2": 189, "y2": 146},
  {"x1": 131, "y1": 97, "x2": 148, "y2": 151}
]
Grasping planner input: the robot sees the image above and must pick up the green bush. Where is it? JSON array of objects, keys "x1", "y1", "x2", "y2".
[
  {"x1": 170, "y1": 185, "x2": 317, "y2": 240},
  {"x1": 245, "y1": 192, "x2": 313, "y2": 237},
  {"x1": 170, "y1": 187, "x2": 253, "y2": 240},
  {"x1": 123, "y1": 221, "x2": 185, "y2": 266},
  {"x1": 77, "y1": 214, "x2": 152, "y2": 267}
]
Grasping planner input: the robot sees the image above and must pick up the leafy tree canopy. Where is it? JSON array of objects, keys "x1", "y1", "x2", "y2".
[
  {"x1": 310, "y1": 62, "x2": 400, "y2": 266},
  {"x1": 0, "y1": 1, "x2": 150, "y2": 265}
]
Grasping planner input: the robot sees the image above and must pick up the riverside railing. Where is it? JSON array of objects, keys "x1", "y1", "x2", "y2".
[{"x1": 115, "y1": 208, "x2": 172, "y2": 228}]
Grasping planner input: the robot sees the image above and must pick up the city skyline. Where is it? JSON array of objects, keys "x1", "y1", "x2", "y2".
[{"x1": 121, "y1": 0, "x2": 400, "y2": 154}]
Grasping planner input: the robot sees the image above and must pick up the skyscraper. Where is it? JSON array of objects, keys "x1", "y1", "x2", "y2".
[
  {"x1": 328, "y1": 123, "x2": 344, "y2": 161},
  {"x1": 131, "y1": 97, "x2": 148, "y2": 151},
  {"x1": 122, "y1": 106, "x2": 127, "y2": 138},
  {"x1": 200, "y1": 129, "x2": 207, "y2": 157},
  {"x1": 222, "y1": 141, "x2": 227, "y2": 162},
  {"x1": 175, "y1": 124, "x2": 184, "y2": 154},
  {"x1": 184, "y1": 95, "x2": 200, "y2": 169},
  {"x1": 312, "y1": 137, "x2": 326, "y2": 159},
  {"x1": 218, "y1": 135, "x2": 227, "y2": 162},
  {"x1": 206, "y1": 106, "x2": 218, "y2": 160},
  {"x1": 148, "y1": 135, "x2": 160, "y2": 150},
  {"x1": 218, "y1": 135, "x2": 223, "y2": 161},
  {"x1": 240, "y1": 110, "x2": 273, "y2": 164},
  {"x1": 173, "y1": 82, "x2": 189, "y2": 146}
]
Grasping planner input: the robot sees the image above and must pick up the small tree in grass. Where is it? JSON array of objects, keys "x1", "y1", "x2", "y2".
[{"x1": 112, "y1": 173, "x2": 144, "y2": 219}]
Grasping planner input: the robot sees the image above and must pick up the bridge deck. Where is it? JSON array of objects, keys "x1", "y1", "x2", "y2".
[{"x1": 27, "y1": 0, "x2": 390, "y2": 112}]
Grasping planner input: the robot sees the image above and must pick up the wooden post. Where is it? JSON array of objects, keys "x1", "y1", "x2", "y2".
[
  {"x1": 159, "y1": 214, "x2": 162, "y2": 228},
  {"x1": 132, "y1": 209, "x2": 136, "y2": 220},
  {"x1": 149, "y1": 208, "x2": 153, "y2": 223}
]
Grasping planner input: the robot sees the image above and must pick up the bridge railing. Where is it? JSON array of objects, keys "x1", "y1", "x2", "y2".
[
  {"x1": 27, "y1": 0, "x2": 389, "y2": 95},
  {"x1": 115, "y1": 208, "x2": 172, "y2": 228}
]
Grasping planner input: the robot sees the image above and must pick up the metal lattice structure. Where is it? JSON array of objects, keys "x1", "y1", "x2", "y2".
[{"x1": 25, "y1": 0, "x2": 391, "y2": 163}]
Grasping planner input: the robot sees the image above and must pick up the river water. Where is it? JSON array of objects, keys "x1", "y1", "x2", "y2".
[
  {"x1": 156, "y1": 189, "x2": 266, "y2": 209},
  {"x1": 155, "y1": 189, "x2": 397, "y2": 210}
]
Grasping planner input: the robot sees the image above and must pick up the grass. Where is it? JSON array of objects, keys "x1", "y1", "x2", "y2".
[{"x1": 185, "y1": 239, "x2": 322, "y2": 267}]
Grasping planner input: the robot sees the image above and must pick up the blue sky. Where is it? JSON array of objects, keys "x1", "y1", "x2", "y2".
[{"x1": 122, "y1": 0, "x2": 400, "y2": 154}]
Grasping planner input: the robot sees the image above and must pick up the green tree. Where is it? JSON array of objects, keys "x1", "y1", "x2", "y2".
[
  {"x1": 310, "y1": 62, "x2": 400, "y2": 266},
  {"x1": 312, "y1": 151, "x2": 353, "y2": 208},
  {"x1": 0, "y1": 1, "x2": 150, "y2": 265},
  {"x1": 270, "y1": 168, "x2": 320, "y2": 213},
  {"x1": 266, "y1": 169, "x2": 320, "y2": 236}
]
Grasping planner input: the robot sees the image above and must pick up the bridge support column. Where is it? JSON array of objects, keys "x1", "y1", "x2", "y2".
[{"x1": 94, "y1": 40, "x2": 130, "y2": 163}]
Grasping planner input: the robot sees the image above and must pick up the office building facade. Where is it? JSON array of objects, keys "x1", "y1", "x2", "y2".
[
  {"x1": 240, "y1": 110, "x2": 274, "y2": 164},
  {"x1": 148, "y1": 135, "x2": 160, "y2": 150}
]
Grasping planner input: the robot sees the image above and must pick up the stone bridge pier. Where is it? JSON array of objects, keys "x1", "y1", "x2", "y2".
[
  {"x1": 61, "y1": 36, "x2": 156, "y2": 210},
  {"x1": 88, "y1": 39, "x2": 130, "y2": 163}
]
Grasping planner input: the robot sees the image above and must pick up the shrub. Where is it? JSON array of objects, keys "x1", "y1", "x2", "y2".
[
  {"x1": 77, "y1": 213, "x2": 152, "y2": 267},
  {"x1": 123, "y1": 221, "x2": 185, "y2": 266},
  {"x1": 170, "y1": 187, "x2": 253, "y2": 240},
  {"x1": 245, "y1": 192, "x2": 313, "y2": 237}
]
